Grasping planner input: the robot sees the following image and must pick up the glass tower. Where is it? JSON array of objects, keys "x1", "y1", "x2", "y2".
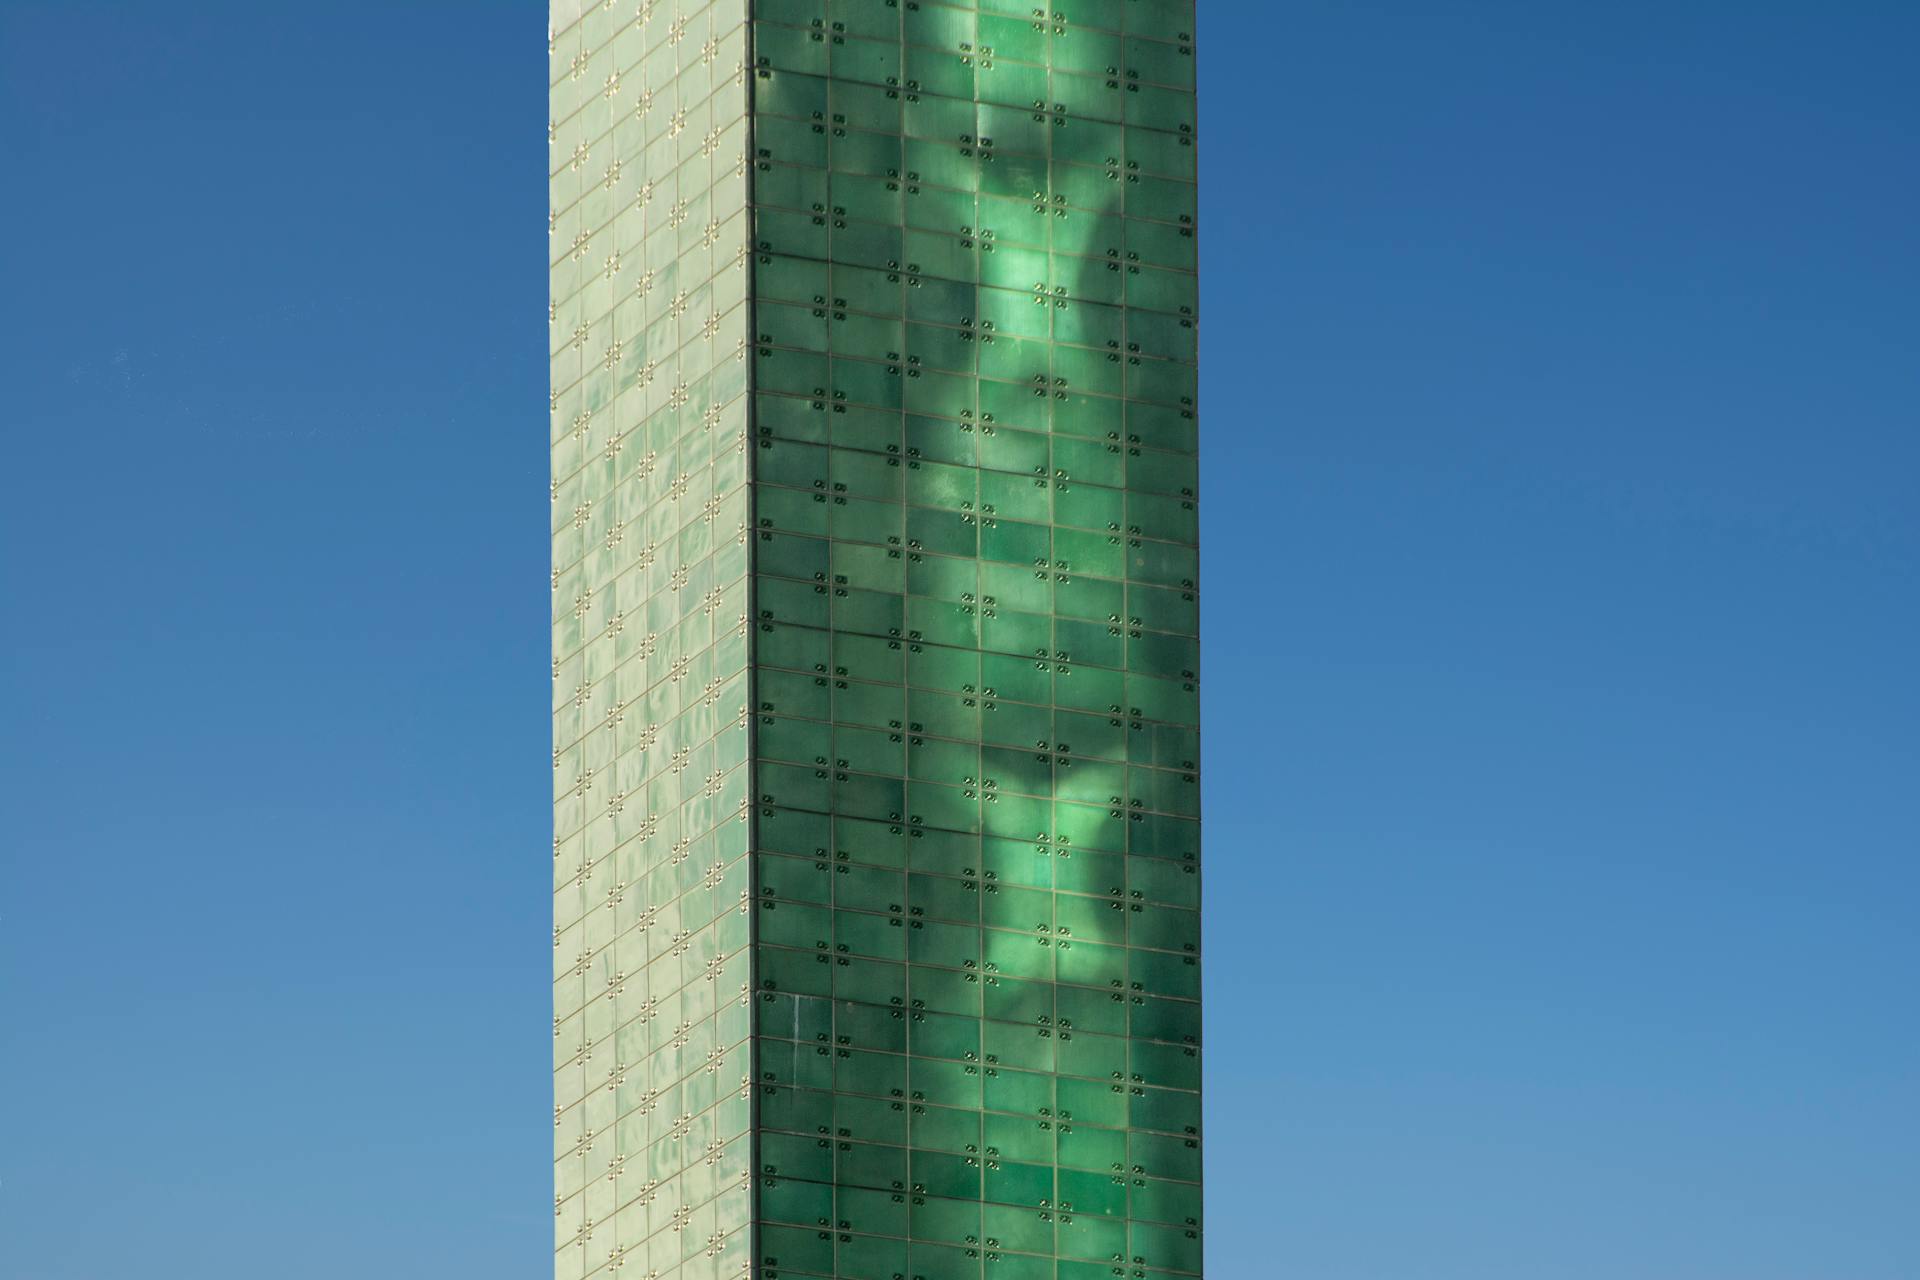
[{"x1": 551, "y1": 4, "x2": 1199, "y2": 1279}]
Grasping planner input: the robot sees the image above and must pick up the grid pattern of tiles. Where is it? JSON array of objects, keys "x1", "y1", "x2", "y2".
[
  {"x1": 554, "y1": 3, "x2": 1200, "y2": 1277},
  {"x1": 550, "y1": 3, "x2": 757, "y2": 1279},
  {"x1": 745, "y1": 3, "x2": 1203, "y2": 1278}
]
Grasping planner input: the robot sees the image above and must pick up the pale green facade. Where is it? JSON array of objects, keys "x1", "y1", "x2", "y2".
[{"x1": 553, "y1": 4, "x2": 1199, "y2": 1277}]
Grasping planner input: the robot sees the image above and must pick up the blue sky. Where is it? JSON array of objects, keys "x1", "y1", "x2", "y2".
[{"x1": 3, "y1": 2, "x2": 1915, "y2": 1277}]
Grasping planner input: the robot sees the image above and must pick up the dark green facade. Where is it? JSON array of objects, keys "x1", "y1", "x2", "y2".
[{"x1": 553, "y1": 4, "x2": 1198, "y2": 1277}]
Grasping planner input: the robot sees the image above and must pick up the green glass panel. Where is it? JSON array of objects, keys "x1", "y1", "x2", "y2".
[{"x1": 750, "y1": 0, "x2": 1202, "y2": 1248}]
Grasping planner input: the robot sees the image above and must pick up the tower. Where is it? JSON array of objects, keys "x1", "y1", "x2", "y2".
[{"x1": 551, "y1": 5, "x2": 1200, "y2": 1277}]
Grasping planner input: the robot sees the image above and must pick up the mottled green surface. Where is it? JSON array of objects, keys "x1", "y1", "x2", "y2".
[
  {"x1": 557, "y1": 2, "x2": 1197, "y2": 1276},
  {"x1": 748, "y1": 4, "x2": 1201, "y2": 1277}
]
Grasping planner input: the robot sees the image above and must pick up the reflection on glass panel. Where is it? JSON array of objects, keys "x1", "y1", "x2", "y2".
[{"x1": 748, "y1": 2, "x2": 1202, "y2": 1277}]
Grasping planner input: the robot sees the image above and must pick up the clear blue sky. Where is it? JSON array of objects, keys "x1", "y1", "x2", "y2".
[{"x1": 3, "y1": 3, "x2": 1915, "y2": 1277}]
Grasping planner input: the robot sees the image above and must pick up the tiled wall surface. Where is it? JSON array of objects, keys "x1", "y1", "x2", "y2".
[
  {"x1": 746, "y1": 4, "x2": 1201, "y2": 1278},
  {"x1": 556, "y1": 3, "x2": 1198, "y2": 1277},
  {"x1": 550, "y1": 3, "x2": 756, "y2": 1278}
]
